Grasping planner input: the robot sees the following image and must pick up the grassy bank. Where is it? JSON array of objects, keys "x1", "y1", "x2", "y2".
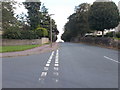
[
  {"x1": 113, "y1": 37, "x2": 120, "y2": 40},
  {"x1": 0, "y1": 44, "x2": 41, "y2": 53}
]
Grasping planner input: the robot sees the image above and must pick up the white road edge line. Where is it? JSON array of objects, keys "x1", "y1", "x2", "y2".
[{"x1": 104, "y1": 56, "x2": 120, "y2": 63}]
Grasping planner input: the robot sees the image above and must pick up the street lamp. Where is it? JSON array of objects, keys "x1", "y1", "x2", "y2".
[{"x1": 49, "y1": 14, "x2": 54, "y2": 47}]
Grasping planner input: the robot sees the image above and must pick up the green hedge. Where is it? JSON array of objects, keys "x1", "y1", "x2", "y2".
[
  {"x1": 106, "y1": 32, "x2": 120, "y2": 38},
  {"x1": 2, "y1": 26, "x2": 49, "y2": 39}
]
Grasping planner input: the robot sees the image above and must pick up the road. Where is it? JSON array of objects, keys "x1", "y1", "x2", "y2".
[{"x1": 2, "y1": 42, "x2": 119, "y2": 88}]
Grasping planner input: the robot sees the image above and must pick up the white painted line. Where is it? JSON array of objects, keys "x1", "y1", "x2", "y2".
[
  {"x1": 54, "y1": 67, "x2": 59, "y2": 71},
  {"x1": 44, "y1": 67, "x2": 49, "y2": 71},
  {"x1": 41, "y1": 72, "x2": 47, "y2": 77},
  {"x1": 55, "y1": 49, "x2": 59, "y2": 65},
  {"x1": 46, "y1": 63, "x2": 50, "y2": 67},
  {"x1": 49, "y1": 56, "x2": 52, "y2": 60},
  {"x1": 54, "y1": 64, "x2": 58, "y2": 66},
  {"x1": 39, "y1": 78, "x2": 44, "y2": 81},
  {"x1": 52, "y1": 78, "x2": 59, "y2": 82},
  {"x1": 51, "y1": 51, "x2": 55, "y2": 56},
  {"x1": 53, "y1": 72, "x2": 59, "y2": 76},
  {"x1": 104, "y1": 56, "x2": 120, "y2": 63},
  {"x1": 55, "y1": 79, "x2": 59, "y2": 82},
  {"x1": 55, "y1": 61, "x2": 58, "y2": 63},
  {"x1": 57, "y1": 49, "x2": 59, "y2": 53},
  {"x1": 39, "y1": 78, "x2": 41, "y2": 81},
  {"x1": 49, "y1": 51, "x2": 55, "y2": 60},
  {"x1": 56, "y1": 56, "x2": 58, "y2": 59},
  {"x1": 55, "y1": 58, "x2": 58, "y2": 61},
  {"x1": 47, "y1": 61, "x2": 51, "y2": 64},
  {"x1": 48, "y1": 59, "x2": 51, "y2": 62}
]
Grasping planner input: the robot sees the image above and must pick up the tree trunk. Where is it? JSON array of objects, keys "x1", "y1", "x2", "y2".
[{"x1": 102, "y1": 30, "x2": 104, "y2": 37}]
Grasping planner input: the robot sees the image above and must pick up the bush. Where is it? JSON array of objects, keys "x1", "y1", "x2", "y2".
[
  {"x1": 106, "y1": 32, "x2": 120, "y2": 38},
  {"x1": 3, "y1": 26, "x2": 21, "y2": 39},
  {"x1": 3, "y1": 27, "x2": 37, "y2": 39},
  {"x1": 2, "y1": 25, "x2": 49, "y2": 39},
  {"x1": 116, "y1": 32, "x2": 120, "y2": 38},
  {"x1": 35, "y1": 26, "x2": 48, "y2": 37},
  {"x1": 20, "y1": 30, "x2": 37, "y2": 39},
  {"x1": 106, "y1": 32, "x2": 114, "y2": 37}
]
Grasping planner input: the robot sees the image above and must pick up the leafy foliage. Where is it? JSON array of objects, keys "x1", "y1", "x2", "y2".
[
  {"x1": 62, "y1": 3, "x2": 91, "y2": 41},
  {"x1": 88, "y1": 2, "x2": 119, "y2": 36},
  {"x1": 2, "y1": 2, "x2": 18, "y2": 31},
  {"x1": 35, "y1": 25, "x2": 48, "y2": 37},
  {"x1": 2, "y1": 1, "x2": 59, "y2": 40},
  {"x1": 106, "y1": 32, "x2": 120, "y2": 38},
  {"x1": 23, "y1": 1, "x2": 41, "y2": 30}
]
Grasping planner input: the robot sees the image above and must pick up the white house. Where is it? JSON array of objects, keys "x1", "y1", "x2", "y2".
[{"x1": 95, "y1": 0, "x2": 110, "y2": 2}]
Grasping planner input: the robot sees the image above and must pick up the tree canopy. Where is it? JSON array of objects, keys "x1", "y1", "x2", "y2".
[
  {"x1": 62, "y1": 3, "x2": 91, "y2": 41},
  {"x1": 88, "y1": 2, "x2": 119, "y2": 36},
  {"x1": 2, "y1": 0, "x2": 59, "y2": 40}
]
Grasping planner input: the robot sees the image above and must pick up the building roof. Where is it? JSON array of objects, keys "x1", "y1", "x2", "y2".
[{"x1": 95, "y1": 0, "x2": 110, "y2": 2}]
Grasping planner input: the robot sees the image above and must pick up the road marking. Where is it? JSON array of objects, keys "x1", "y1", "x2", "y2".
[
  {"x1": 48, "y1": 60, "x2": 52, "y2": 63},
  {"x1": 104, "y1": 56, "x2": 120, "y2": 63},
  {"x1": 52, "y1": 78, "x2": 59, "y2": 83},
  {"x1": 44, "y1": 67, "x2": 49, "y2": 71},
  {"x1": 55, "y1": 61, "x2": 59, "y2": 64},
  {"x1": 55, "y1": 49, "x2": 59, "y2": 64},
  {"x1": 39, "y1": 51, "x2": 56, "y2": 81},
  {"x1": 39, "y1": 78, "x2": 44, "y2": 81},
  {"x1": 41, "y1": 72, "x2": 47, "y2": 77},
  {"x1": 55, "y1": 58, "x2": 58, "y2": 61},
  {"x1": 53, "y1": 72, "x2": 59, "y2": 76},
  {"x1": 55, "y1": 64, "x2": 59, "y2": 66},
  {"x1": 45, "y1": 51, "x2": 55, "y2": 67},
  {"x1": 49, "y1": 51, "x2": 55, "y2": 60},
  {"x1": 47, "y1": 61, "x2": 51, "y2": 64},
  {"x1": 55, "y1": 79, "x2": 59, "y2": 82},
  {"x1": 54, "y1": 67, "x2": 59, "y2": 71},
  {"x1": 46, "y1": 63, "x2": 50, "y2": 67}
]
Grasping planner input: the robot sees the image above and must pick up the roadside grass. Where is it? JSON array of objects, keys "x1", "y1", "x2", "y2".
[
  {"x1": 113, "y1": 37, "x2": 120, "y2": 40},
  {"x1": 0, "y1": 44, "x2": 42, "y2": 53}
]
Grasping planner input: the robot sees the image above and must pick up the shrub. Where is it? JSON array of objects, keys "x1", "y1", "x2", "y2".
[
  {"x1": 3, "y1": 26, "x2": 21, "y2": 39},
  {"x1": 35, "y1": 26, "x2": 48, "y2": 38},
  {"x1": 116, "y1": 32, "x2": 120, "y2": 38},
  {"x1": 20, "y1": 30, "x2": 37, "y2": 39},
  {"x1": 106, "y1": 32, "x2": 114, "y2": 37},
  {"x1": 2, "y1": 25, "x2": 49, "y2": 39}
]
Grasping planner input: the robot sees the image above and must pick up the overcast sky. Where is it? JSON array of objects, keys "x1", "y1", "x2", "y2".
[{"x1": 15, "y1": 0, "x2": 119, "y2": 41}]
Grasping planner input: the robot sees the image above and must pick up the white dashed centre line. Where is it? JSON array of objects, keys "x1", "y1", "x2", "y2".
[
  {"x1": 47, "y1": 61, "x2": 51, "y2": 64},
  {"x1": 53, "y1": 72, "x2": 59, "y2": 76},
  {"x1": 39, "y1": 51, "x2": 55, "y2": 81},
  {"x1": 104, "y1": 56, "x2": 119, "y2": 63},
  {"x1": 44, "y1": 67, "x2": 49, "y2": 71},
  {"x1": 41, "y1": 72, "x2": 47, "y2": 77},
  {"x1": 54, "y1": 64, "x2": 59, "y2": 67},
  {"x1": 55, "y1": 61, "x2": 59, "y2": 64},
  {"x1": 54, "y1": 67, "x2": 59, "y2": 71},
  {"x1": 46, "y1": 63, "x2": 50, "y2": 67}
]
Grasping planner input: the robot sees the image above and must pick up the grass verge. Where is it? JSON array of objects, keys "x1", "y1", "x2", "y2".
[
  {"x1": 0, "y1": 44, "x2": 41, "y2": 53},
  {"x1": 113, "y1": 37, "x2": 120, "y2": 40}
]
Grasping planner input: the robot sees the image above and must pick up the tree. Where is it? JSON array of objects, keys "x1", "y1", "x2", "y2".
[
  {"x1": 35, "y1": 25, "x2": 48, "y2": 38},
  {"x1": 88, "y1": 2, "x2": 119, "y2": 37},
  {"x1": 40, "y1": 4, "x2": 50, "y2": 30},
  {"x1": 23, "y1": 0, "x2": 41, "y2": 30},
  {"x1": 2, "y1": 1, "x2": 16, "y2": 31},
  {"x1": 62, "y1": 3, "x2": 90, "y2": 41}
]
